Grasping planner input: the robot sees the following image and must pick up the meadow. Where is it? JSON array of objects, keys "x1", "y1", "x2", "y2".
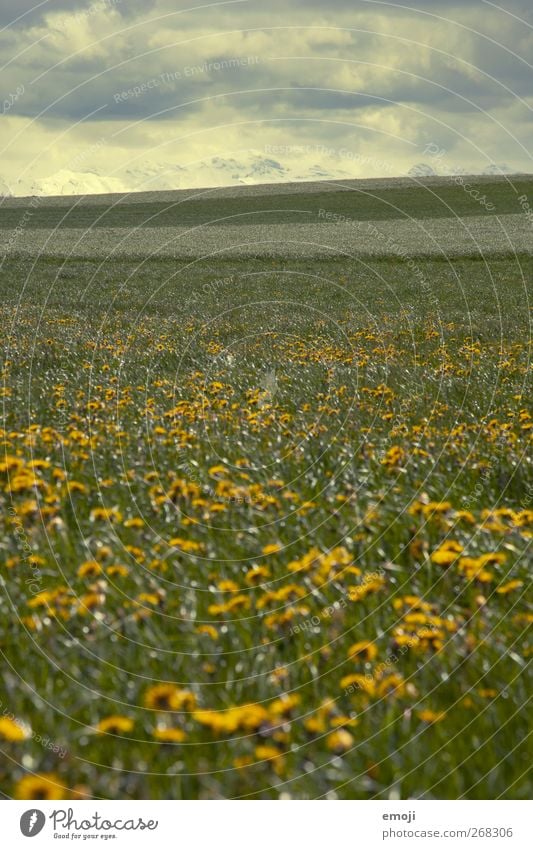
[{"x1": 0, "y1": 179, "x2": 531, "y2": 799}]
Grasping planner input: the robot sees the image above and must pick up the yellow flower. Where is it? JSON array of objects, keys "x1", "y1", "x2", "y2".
[
  {"x1": 347, "y1": 640, "x2": 378, "y2": 662},
  {"x1": 66, "y1": 480, "x2": 87, "y2": 495},
  {"x1": 77, "y1": 592, "x2": 105, "y2": 614},
  {"x1": 262, "y1": 543, "x2": 281, "y2": 555},
  {"x1": 269, "y1": 693, "x2": 300, "y2": 717},
  {"x1": 106, "y1": 564, "x2": 129, "y2": 577},
  {"x1": 168, "y1": 537, "x2": 205, "y2": 553},
  {"x1": 330, "y1": 715, "x2": 359, "y2": 729},
  {"x1": 217, "y1": 579, "x2": 240, "y2": 593},
  {"x1": 77, "y1": 560, "x2": 102, "y2": 578},
  {"x1": 245, "y1": 565, "x2": 271, "y2": 585},
  {"x1": 327, "y1": 729, "x2": 353, "y2": 753},
  {"x1": 381, "y1": 445, "x2": 405, "y2": 468},
  {"x1": 0, "y1": 455, "x2": 24, "y2": 474},
  {"x1": 0, "y1": 716, "x2": 30, "y2": 741},
  {"x1": 417, "y1": 710, "x2": 447, "y2": 723},
  {"x1": 431, "y1": 541, "x2": 464, "y2": 566},
  {"x1": 152, "y1": 726, "x2": 187, "y2": 743},
  {"x1": 96, "y1": 715, "x2": 134, "y2": 735},
  {"x1": 123, "y1": 517, "x2": 144, "y2": 528},
  {"x1": 90, "y1": 507, "x2": 123, "y2": 522},
  {"x1": 208, "y1": 594, "x2": 250, "y2": 616},
  {"x1": 196, "y1": 624, "x2": 219, "y2": 640},
  {"x1": 496, "y1": 580, "x2": 523, "y2": 594},
  {"x1": 14, "y1": 773, "x2": 66, "y2": 800},
  {"x1": 341, "y1": 673, "x2": 376, "y2": 696},
  {"x1": 304, "y1": 714, "x2": 327, "y2": 734},
  {"x1": 376, "y1": 673, "x2": 406, "y2": 698},
  {"x1": 347, "y1": 577, "x2": 385, "y2": 602},
  {"x1": 255, "y1": 744, "x2": 282, "y2": 761},
  {"x1": 194, "y1": 703, "x2": 269, "y2": 735},
  {"x1": 233, "y1": 755, "x2": 254, "y2": 769},
  {"x1": 143, "y1": 684, "x2": 196, "y2": 712},
  {"x1": 478, "y1": 688, "x2": 498, "y2": 698}
]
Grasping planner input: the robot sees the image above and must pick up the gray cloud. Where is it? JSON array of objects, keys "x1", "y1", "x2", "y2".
[{"x1": 1, "y1": 0, "x2": 531, "y2": 190}]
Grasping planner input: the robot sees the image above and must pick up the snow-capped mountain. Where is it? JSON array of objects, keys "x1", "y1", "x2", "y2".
[
  {"x1": 407, "y1": 163, "x2": 439, "y2": 178},
  {"x1": 482, "y1": 163, "x2": 514, "y2": 176},
  {"x1": 10, "y1": 169, "x2": 129, "y2": 198},
  {"x1": 407, "y1": 161, "x2": 522, "y2": 179},
  {"x1": 3, "y1": 154, "x2": 525, "y2": 198},
  {"x1": 4, "y1": 153, "x2": 353, "y2": 197}
]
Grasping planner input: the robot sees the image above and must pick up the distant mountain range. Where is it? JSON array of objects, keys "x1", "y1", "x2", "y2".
[
  {"x1": 407, "y1": 162, "x2": 517, "y2": 178},
  {"x1": 0, "y1": 154, "x2": 352, "y2": 198},
  {"x1": 0, "y1": 154, "x2": 525, "y2": 198}
]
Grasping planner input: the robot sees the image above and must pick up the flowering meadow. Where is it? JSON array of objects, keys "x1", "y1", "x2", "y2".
[{"x1": 0, "y1": 249, "x2": 531, "y2": 799}]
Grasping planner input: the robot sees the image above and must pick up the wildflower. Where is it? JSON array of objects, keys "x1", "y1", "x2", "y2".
[
  {"x1": 330, "y1": 715, "x2": 358, "y2": 729},
  {"x1": 255, "y1": 744, "x2": 282, "y2": 761},
  {"x1": 347, "y1": 640, "x2": 378, "y2": 662},
  {"x1": 77, "y1": 560, "x2": 102, "y2": 578},
  {"x1": 245, "y1": 565, "x2": 271, "y2": 585},
  {"x1": 417, "y1": 710, "x2": 446, "y2": 723},
  {"x1": 269, "y1": 693, "x2": 300, "y2": 717},
  {"x1": 347, "y1": 576, "x2": 385, "y2": 601},
  {"x1": 123, "y1": 517, "x2": 144, "y2": 529},
  {"x1": 196, "y1": 625, "x2": 219, "y2": 640},
  {"x1": 381, "y1": 445, "x2": 405, "y2": 468},
  {"x1": 90, "y1": 507, "x2": 123, "y2": 522},
  {"x1": 152, "y1": 727, "x2": 187, "y2": 743},
  {"x1": 327, "y1": 729, "x2": 353, "y2": 753},
  {"x1": 431, "y1": 541, "x2": 464, "y2": 566},
  {"x1": 106, "y1": 564, "x2": 129, "y2": 577},
  {"x1": 376, "y1": 673, "x2": 406, "y2": 698},
  {"x1": 0, "y1": 716, "x2": 30, "y2": 741},
  {"x1": 77, "y1": 592, "x2": 105, "y2": 613},
  {"x1": 168, "y1": 537, "x2": 205, "y2": 553},
  {"x1": 194, "y1": 703, "x2": 269, "y2": 734},
  {"x1": 14, "y1": 773, "x2": 66, "y2": 800},
  {"x1": 96, "y1": 716, "x2": 134, "y2": 735},
  {"x1": 496, "y1": 580, "x2": 523, "y2": 594},
  {"x1": 217, "y1": 579, "x2": 240, "y2": 593},
  {"x1": 304, "y1": 714, "x2": 327, "y2": 734},
  {"x1": 144, "y1": 685, "x2": 196, "y2": 712},
  {"x1": 262, "y1": 543, "x2": 281, "y2": 555},
  {"x1": 340, "y1": 674, "x2": 376, "y2": 696}
]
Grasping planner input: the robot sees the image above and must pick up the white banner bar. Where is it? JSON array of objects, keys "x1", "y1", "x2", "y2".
[{"x1": 3, "y1": 800, "x2": 530, "y2": 848}]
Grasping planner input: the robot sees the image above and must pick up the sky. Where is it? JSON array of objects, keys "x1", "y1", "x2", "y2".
[{"x1": 0, "y1": 0, "x2": 532, "y2": 194}]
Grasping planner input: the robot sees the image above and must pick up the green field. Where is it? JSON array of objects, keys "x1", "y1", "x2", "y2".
[
  {"x1": 0, "y1": 181, "x2": 531, "y2": 800},
  {"x1": 1, "y1": 177, "x2": 532, "y2": 231}
]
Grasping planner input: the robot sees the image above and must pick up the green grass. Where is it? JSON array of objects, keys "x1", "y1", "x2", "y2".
[
  {"x1": 0, "y1": 245, "x2": 531, "y2": 800},
  {"x1": 1, "y1": 178, "x2": 532, "y2": 230}
]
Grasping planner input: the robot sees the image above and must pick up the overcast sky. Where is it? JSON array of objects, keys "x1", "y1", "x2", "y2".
[{"x1": 0, "y1": 0, "x2": 532, "y2": 192}]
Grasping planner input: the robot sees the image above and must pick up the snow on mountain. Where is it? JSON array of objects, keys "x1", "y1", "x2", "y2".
[
  {"x1": 407, "y1": 161, "x2": 523, "y2": 179},
  {"x1": 407, "y1": 163, "x2": 439, "y2": 178},
  {"x1": 10, "y1": 169, "x2": 129, "y2": 197},
  {"x1": 482, "y1": 163, "x2": 514, "y2": 176},
  {"x1": 4, "y1": 155, "x2": 524, "y2": 198},
  {"x1": 3, "y1": 153, "x2": 351, "y2": 197}
]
